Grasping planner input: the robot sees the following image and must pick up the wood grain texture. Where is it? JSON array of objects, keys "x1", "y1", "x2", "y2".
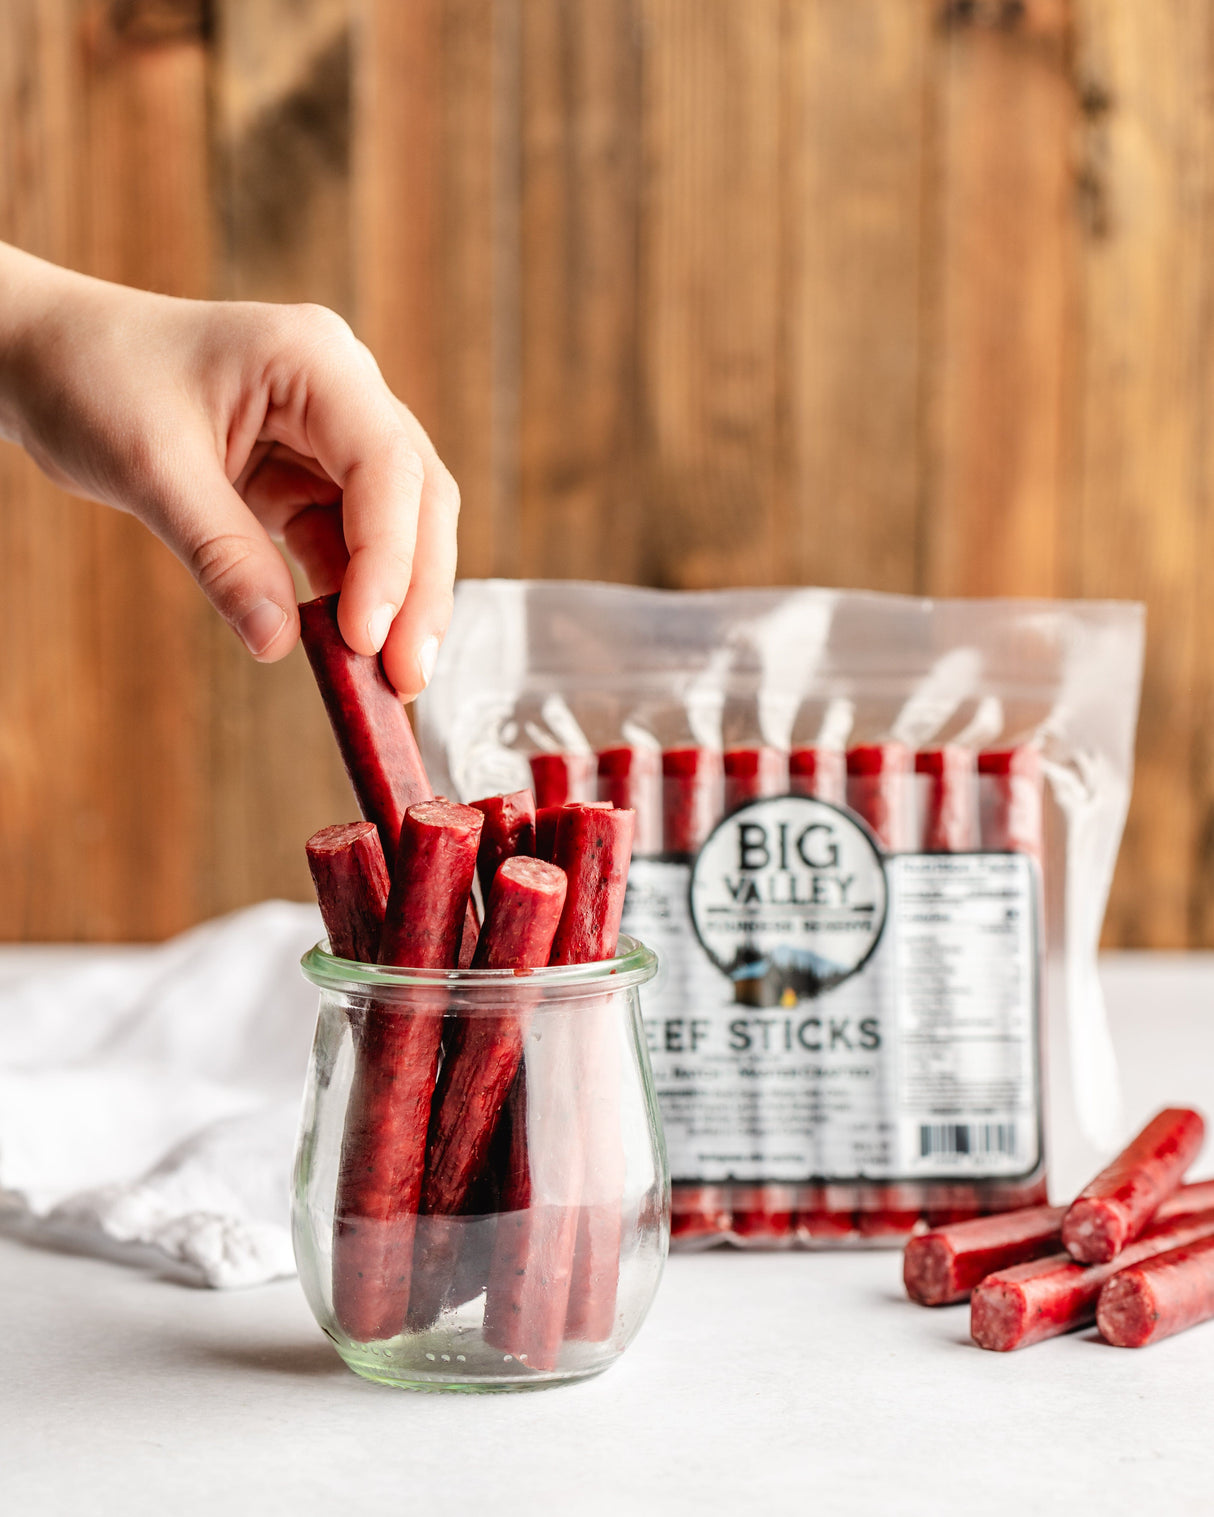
[
  {"x1": 639, "y1": 0, "x2": 784, "y2": 589},
  {"x1": 920, "y1": 0, "x2": 1077, "y2": 599},
  {"x1": 0, "y1": 0, "x2": 1211, "y2": 945},
  {"x1": 1072, "y1": 0, "x2": 1212, "y2": 946},
  {"x1": 779, "y1": 0, "x2": 928, "y2": 593}
]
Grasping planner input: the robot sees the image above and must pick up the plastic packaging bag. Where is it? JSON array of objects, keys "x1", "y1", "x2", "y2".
[{"x1": 417, "y1": 581, "x2": 1144, "y2": 1248}]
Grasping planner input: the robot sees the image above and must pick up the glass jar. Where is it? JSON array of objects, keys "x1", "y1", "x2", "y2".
[{"x1": 293, "y1": 934, "x2": 666, "y2": 1391}]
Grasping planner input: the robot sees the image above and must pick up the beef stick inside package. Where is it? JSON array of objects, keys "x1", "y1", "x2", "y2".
[{"x1": 417, "y1": 583, "x2": 1144, "y2": 1249}]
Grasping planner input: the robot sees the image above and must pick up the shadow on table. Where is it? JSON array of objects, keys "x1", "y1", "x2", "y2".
[{"x1": 190, "y1": 1338, "x2": 347, "y2": 1380}]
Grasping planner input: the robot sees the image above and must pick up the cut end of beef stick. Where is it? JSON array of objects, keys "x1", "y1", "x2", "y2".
[
  {"x1": 906, "y1": 1177, "x2": 1214, "y2": 1309},
  {"x1": 903, "y1": 1205, "x2": 1066, "y2": 1306},
  {"x1": 971, "y1": 1207, "x2": 1214, "y2": 1351},
  {"x1": 306, "y1": 822, "x2": 391, "y2": 965},
  {"x1": 330, "y1": 801, "x2": 482, "y2": 1342},
  {"x1": 470, "y1": 790, "x2": 537, "y2": 898},
  {"x1": 378, "y1": 801, "x2": 484, "y2": 968},
  {"x1": 1062, "y1": 1107, "x2": 1206, "y2": 1265},
  {"x1": 598, "y1": 745, "x2": 662, "y2": 855},
  {"x1": 299, "y1": 594, "x2": 432, "y2": 864},
  {"x1": 1096, "y1": 1234, "x2": 1214, "y2": 1348},
  {"x1": 530, "y1": 751, "x2": 594, "y2": 809},
  {"x1": 407, "y1": 857, "x2": 568, "y2": 1330}
]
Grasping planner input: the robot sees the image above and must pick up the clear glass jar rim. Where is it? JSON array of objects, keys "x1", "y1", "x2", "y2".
[{"x1": 300, "y1": 932, "x2": 658, "y2": 995}]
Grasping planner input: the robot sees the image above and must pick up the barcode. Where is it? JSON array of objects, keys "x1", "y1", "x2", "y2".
[{"x1": 919, "y1": 1122, "x2": 1017, "y2": 1158}]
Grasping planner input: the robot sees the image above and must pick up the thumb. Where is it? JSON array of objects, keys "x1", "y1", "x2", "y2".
[{"x1": 147, "y1": 464, "x2": 300, "y2": 661}]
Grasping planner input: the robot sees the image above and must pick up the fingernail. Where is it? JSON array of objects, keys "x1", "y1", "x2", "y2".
[
  {"x1": 417, "y1": 634, "x2": 440, "y2": 688},
  {"x1": 237, "y1": 599, "x2": 289, "y2": 657},
  {"x1": 367, "y1": 604, "x2": 395, "y2": 653}
]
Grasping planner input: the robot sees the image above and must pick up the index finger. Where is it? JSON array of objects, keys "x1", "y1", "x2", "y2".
[{"x1": 259, "y1": 308, "x2": 427, "y2": 657}]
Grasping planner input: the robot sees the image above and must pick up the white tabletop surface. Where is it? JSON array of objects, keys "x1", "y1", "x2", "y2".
[{"x1": 4, "y1": 951, "x2": 1214, "y2": 1516}]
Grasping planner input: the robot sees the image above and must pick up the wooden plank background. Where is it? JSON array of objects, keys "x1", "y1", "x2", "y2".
[{"x1": 0, "y1": 0, "x2": 1209, "y2": 944}]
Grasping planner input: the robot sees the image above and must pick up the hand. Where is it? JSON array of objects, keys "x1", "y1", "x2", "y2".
[{"x1": 0, "y1": 243, "x2": 458, "y2": 698}]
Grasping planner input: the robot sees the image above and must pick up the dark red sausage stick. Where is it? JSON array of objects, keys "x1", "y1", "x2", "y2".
[
  {"x1": 972, "y1": 743, "x2": 1047, "y2": 1216},
  {"x1": 530, "y1": 752, "x2": 594, "y2": 809},
  {"x1": 722, "y1": 747, "x2": 795, "y2": 1246},
  {"x1": 904, "y1": 1178, "x2": 1214, "y2": 1306},
  {"x1": 662, "y1": 746, "x2": 731, "y2": 1247},
  {"x1": 299, "y1": 594, "x2": 431, "y2": 865},
  {"x1": 549, "y1": 806, "x2": 635, "y2": 966},
  {"x1": 598, "y1": 745, "x2": 662, "y2": 855},
  {"x1": 971, "y1": 1207, "x2": 1214, "y2": 1351},
  {"x1": 848, "y1": 742, "x2": 920, "y2": 1239},
  {"x1": 916, "y1": 746, "x2": 976, "y2": 853},
  {"x1": 534, "y1": 805, "x2": 563, "y2": 864},
  {"x1": 406, "y1": 857, "x2": 568, "y2": 1329},
  {"x1": 913, "y1": 746, "x2": 984, "y2": 1226},
  {"x1": 788, "y1": 745, "x2": 846, "y2": 805},
  {"x1": 330, "y1": 801, "x2": 482, "y2": 1342},
  {"x1": 788, "y1": 746, "x2": 854, "y2": 1241},
  {"x1": 1096, "y1": 1233, "x2": 1214, "y2": 1347},
  {"x1": 483, "y1": 806, "x2": 635, "y2": 1368},
  {"x1": 306, "y1": 822, "x2": 390, "y2": 964},
  {"x1": 1062, "y1": 1107, "x2": 1206, "y2": 1264},
  {"x1": 556, "y1": 806, "x2": 636, "y2": 1345},
  {"x1": 470, "y1": 790, "x2": 537, "y2": 898},
  {"x1": 979, "y1": 746, "x2": 1043, "y2": 861},
  {"x1": 378, "y1": 801, "x2": 485, "y2": 967}
]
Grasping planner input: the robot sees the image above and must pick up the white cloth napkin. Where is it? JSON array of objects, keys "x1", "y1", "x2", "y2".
[{"x1": 0, "y1": 901, "x2": 324, "y2": 1287}]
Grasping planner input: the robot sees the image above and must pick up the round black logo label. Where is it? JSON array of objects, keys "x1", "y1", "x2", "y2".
[{"x1": 689, "y1": 795, "x2": 888, "y2": 1003}]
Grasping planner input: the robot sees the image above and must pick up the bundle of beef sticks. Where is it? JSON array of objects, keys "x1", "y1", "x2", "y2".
[{"x1": 300, "y1": 594, "x2": 635, "y2": 1370}]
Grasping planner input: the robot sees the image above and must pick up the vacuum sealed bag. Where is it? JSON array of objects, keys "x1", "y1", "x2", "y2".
[{"x1": 417, "y1": 581, "x2": 1144, "y2": 1249}]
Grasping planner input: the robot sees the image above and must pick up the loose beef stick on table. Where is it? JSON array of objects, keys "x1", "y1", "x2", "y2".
[
  {"x1": 1096, "y1": 1232, "x2": 1214, "y2": 1347},
  {"x1": 406, "y1": 856, "x2": 568, "y2": 1329},
  {"x1": 662, "y1": 746, "x2": 731, "y2": 1246},
  {"x1": 915, "y1": 746, "x2": 983, "y2": 1227},
  {"x1": 330, "y1": 801, "x2": 483, "y2": 1342},
  {"x1": 788, "y1": 745, "x2": 855, "y2": 1242},
  {"x1": 483, "y1": 805, "x2": 635, "y2": 1368},
  {"x1": 848, "y1": 742, "x2": 922, "y2": 1239},
  {"x1": 1061, "y1": 1106, "x2": 1206, "y2": 1263},
  {"x1": 904, "y1": 1178, "x2": 1214, "y2": 1306},
  {"x1": 976, "y1": 746, "x2": 1049, "y2": 1213},
  {"x1": 722, "y1": 747, "x2": 796, "y2": 1246},
  {"x1": 971, "y1": 1206, "x2": 1214, "y2": 1351}
]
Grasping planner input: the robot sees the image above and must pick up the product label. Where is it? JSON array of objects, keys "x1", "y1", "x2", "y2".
[{"x1": 622, "y1": 795, "x2": 1040, "y2": 1184}]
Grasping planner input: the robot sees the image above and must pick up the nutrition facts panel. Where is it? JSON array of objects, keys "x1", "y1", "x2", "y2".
[{"x1": 890, "y1": 853, "x2": 1040, "y2": 1178}]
